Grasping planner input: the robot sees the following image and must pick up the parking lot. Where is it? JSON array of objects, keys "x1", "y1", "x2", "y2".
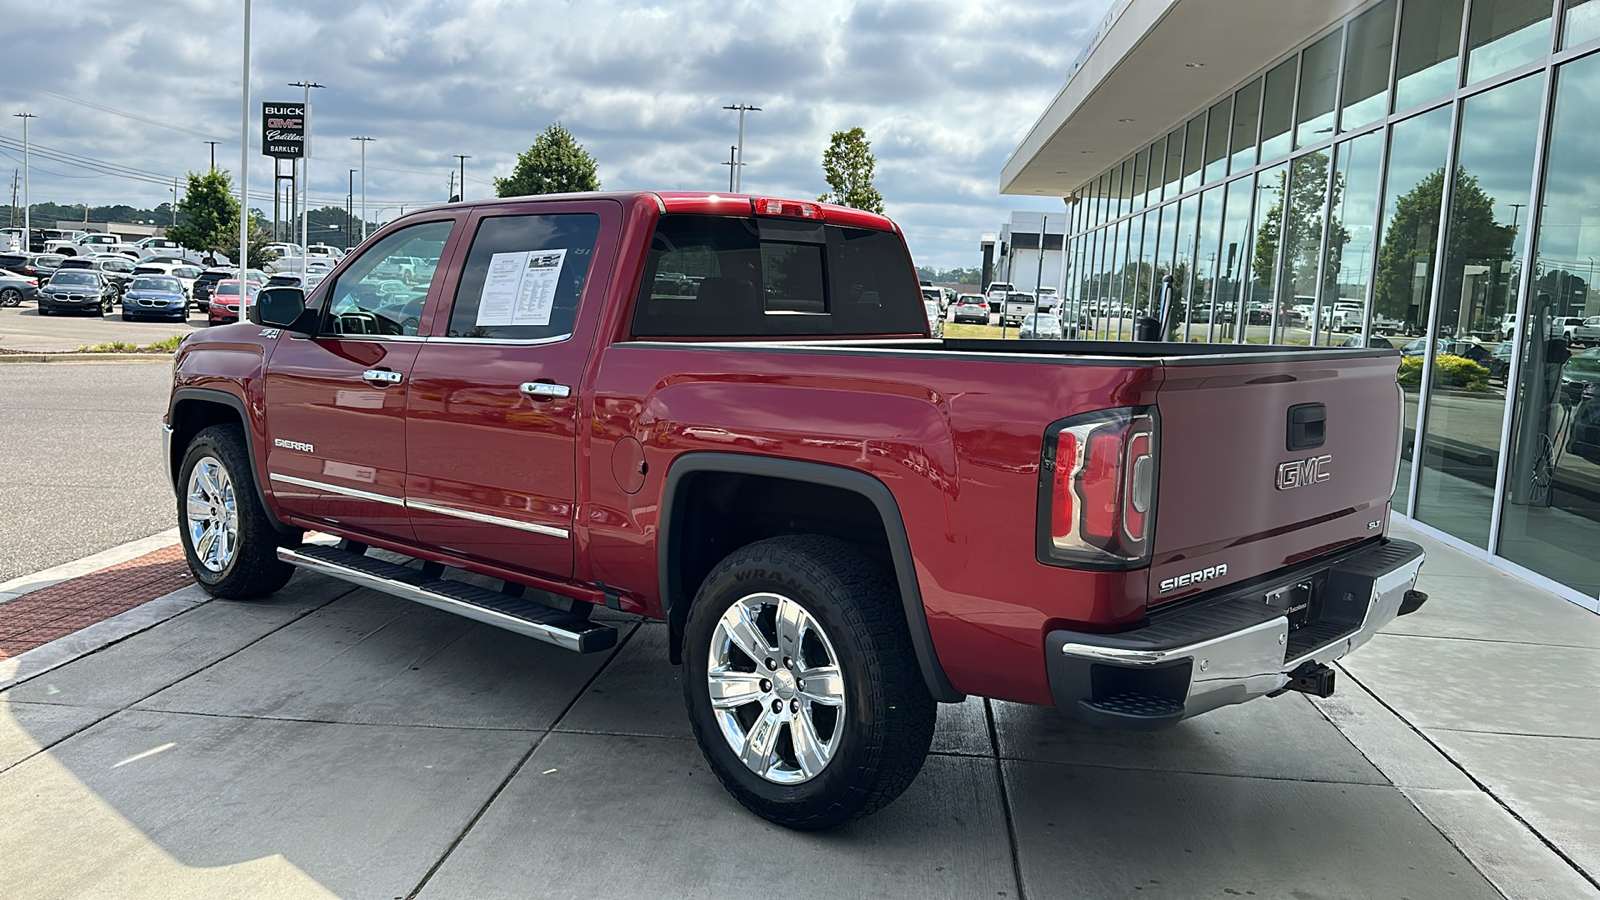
[{"x1": 2, "y1": 356, "x2": 1597, "y2": 898}]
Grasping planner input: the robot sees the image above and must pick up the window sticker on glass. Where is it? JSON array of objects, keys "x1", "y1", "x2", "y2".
[{"x1": 475, "y1": 249, "x2": 568, "y2": 327}]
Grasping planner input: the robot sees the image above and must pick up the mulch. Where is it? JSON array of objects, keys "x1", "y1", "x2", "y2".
[{"x1": 0, "y1": 545, "x2": 193, "y2": 661}]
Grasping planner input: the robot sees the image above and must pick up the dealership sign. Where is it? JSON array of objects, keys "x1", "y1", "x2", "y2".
[{"x1": 262, "y1": 102, "x2": 305, "y2": 159}]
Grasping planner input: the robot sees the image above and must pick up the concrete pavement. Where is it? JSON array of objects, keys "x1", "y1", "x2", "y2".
[
  {"x1": 0, "y1": 303, "x2": 200, "y2": 352},
  {"x1": 1, "y1": 520, "x2": 1596, "y2": 898}
]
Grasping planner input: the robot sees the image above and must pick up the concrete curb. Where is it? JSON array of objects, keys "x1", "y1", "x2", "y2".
[
  {"x1": 0, "y1": 352, "x2": 172, "y2": 363},
  {"x1": 0, "y1": 528, "x2": 181, "y2": 604}
]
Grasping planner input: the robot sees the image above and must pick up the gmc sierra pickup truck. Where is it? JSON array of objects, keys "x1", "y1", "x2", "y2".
[{"x1": 163, "y1": 191, "x2": 1427, "y2": 830}]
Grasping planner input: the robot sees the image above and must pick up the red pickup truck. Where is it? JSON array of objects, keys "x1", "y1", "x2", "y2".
[{"x1": 163, "y1": 191, "x2": 1427, "y2": 829}]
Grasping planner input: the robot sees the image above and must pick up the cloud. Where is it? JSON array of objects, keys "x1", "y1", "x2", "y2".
[{"x1": 0, "y1": 0, "x2": 1102, "y2": 267}]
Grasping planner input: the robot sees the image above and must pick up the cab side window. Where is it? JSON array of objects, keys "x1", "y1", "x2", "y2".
[
  {"x1": 444, "y1": 213, "x2": 601, "y2": 340},
  {"x1": 320, "y1": 220, "x2": 453, "y2": 337}
]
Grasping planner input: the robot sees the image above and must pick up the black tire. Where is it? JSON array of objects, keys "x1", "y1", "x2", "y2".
[
  {"x1": 0, "y1": 288, "x2": 20, "y2": 307},
  {"x1": 36, "y1": 305, "x2": 48, "y2": 316},
  {"x1": 176, "y1": 424, "x2": 298, "y2": 599},
  {"x1": 682, "y1": 535, "x2": 936, "y2": 830}
]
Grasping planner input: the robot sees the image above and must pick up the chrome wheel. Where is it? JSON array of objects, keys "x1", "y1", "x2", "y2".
[
  {"x1": 707, "y1": 592, "x2": 846, "y2": 785},
  {"x1": 185, "y1": 455, "x2": 238, "y2": 574}
]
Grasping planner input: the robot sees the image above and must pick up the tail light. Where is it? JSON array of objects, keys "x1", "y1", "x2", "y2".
[
  {"x1": 1037, "y1": 407, "x2": 1158, "y2": 569},
  {"x1": 751, "y1": 198, "x2": 826, "y2": 220}
]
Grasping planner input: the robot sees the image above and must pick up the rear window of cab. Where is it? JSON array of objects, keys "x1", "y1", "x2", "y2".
[{"x1": 630, "y1": 214, "x2": 925, "y2": 338}]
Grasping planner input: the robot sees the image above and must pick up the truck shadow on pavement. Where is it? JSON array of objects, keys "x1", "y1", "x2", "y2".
[{"x1": 0, "y1": 572, "x2": 1499, "y2": 899}]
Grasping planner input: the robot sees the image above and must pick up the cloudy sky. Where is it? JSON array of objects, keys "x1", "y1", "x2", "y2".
[{"x1": 0, "y1": 0, "x2": 1101, "y2": 268}]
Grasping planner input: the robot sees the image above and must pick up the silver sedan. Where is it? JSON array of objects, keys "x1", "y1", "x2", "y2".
[{"x1": 0, "y1": 269, "x2": 40, "y2": 307}]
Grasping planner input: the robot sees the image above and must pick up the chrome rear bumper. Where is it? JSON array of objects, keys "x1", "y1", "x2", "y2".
[{"x1": 1046, "y1": 539, "x2": 1425, "y2": 730}]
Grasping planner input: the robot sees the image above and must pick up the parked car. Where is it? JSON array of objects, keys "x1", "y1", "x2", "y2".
[
  {"x1": 1002, "y1": 291, "x2": 1037, "y2": 326},
  {"x1": 1017, "y1": 312, "x2": 1063, "y2": 339},
  {"x1": 133, "y1": 262, "x2": 205, "y2": 301},
  {"x1": 46, "y1": 232, "x2": 135, "y2": 258},
  {"x1": 57, "y1": 255, "x2": 136, "y2": 297},
  {"x1": 951, "y1": 294, "x2": 988, "y2": 324},
  {"x1": 166, "y1": 191, "x2": 1427, "y2": 830},
  {"x1": 205, "y1": 279, "x2": 262, "y2": 326},
  {"x1": 1035, "y1": 286, "x2": 1060, "y2": 313},
  {"x1": 984, "y1": 281, "x2": 1015, "y2": 312},
  {"x1": 1339, "y1": 333, "x2": 1394, "y2": 349},
  {"x1": 1401, "y1": 336, "x2": 1492, "y2": 364},
  {"x1": 1489, "y1": 340, "x2": 1515, "y2": 381},
  {"x1": 191, "y1": 267, "x2": 234, "y2": 311},
  {"x1": 922, "y1": 300, "x2": 943, "y2": 338},
  {"x1": 1555, "y1": 316, "x2": 1586, "y2": 342},
  {"x1": 36, "y1": 269, "x2": 115, "y2": 316},
  {"x1": 0, "y1": 269, "x2": 40, "y2": 307},
  {"x1": 1574, "y1": 316, "x2": 1600, "y2": 346},
  {"x1": 121, "y1": 275, "x2": 189, "y2": 321},
  {"x1": 31, "y1": 254, "x2": 66, "y2": 284}
]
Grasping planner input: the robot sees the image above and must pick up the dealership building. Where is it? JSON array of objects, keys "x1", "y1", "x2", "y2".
[{"x1": 1003, "y1": 0, "x2": 1600, "y2": 611}]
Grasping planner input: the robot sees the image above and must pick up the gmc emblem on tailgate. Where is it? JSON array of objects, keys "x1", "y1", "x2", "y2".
[{"x1": 1277, "y1": 454, "x2": 1332, "y2": 490}]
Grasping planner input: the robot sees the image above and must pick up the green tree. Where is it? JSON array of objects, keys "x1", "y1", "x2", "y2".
[
  {"x1": 166, "y1": 169, "x2": 242, "y2": 258},
  {"x1": 818, "y1": 127, "x2": 884, "y2": 213},
  {"x1": 1251, "y1": 152, "x2": 1345, "y2": 300},
  {"x1": 1372, "y1": 167, "x2": 1512, "y2": 331},
  {"x1": 494, "y1": 123, "x2": 601, "y2": 197}
]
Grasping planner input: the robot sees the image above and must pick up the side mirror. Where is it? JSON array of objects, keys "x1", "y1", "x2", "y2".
[{"x1": 254, "y1": 287, "x2": 308, "y2": 331}]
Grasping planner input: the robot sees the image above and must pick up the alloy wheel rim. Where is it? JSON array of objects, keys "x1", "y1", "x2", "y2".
[
  {"x1": 185, "y1": 455, "x2": 238, "y2": 574},
  {"x1": 707, "y1": 592, "x2": 846, "y2": 784}
]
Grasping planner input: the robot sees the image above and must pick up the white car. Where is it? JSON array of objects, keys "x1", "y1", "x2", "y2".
[
  {"x1": 984, "y1": 281, "x2": 1015, "y2": 312},
  {"x1": 1573, "y1": 316, "x2": 1600, "y2": 345},
  {"x1": 306, "y1": 243, "x2": 345, "y2": 261},
  {"x1": 48, "y1": 233, "x2": 137, "y2": 258},
  {"x1": 1036, "y1": 286, "x2": 1060, "y2": 312},
  {"x1": 1002, "y1": 292, "x2": 1039, "y2": 326}
]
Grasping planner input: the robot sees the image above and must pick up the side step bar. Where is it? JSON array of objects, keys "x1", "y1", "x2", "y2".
[{"x1": 278, "y1": 545, "x2": 617, "y2": 654}]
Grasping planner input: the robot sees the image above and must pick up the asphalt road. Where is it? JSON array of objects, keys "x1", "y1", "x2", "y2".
[
  {"x1": 0, "y1": 361, "x2": 176, "y2": 581},
  {"x1": 0, "y1": 302, "x2": 203, "y2": 352}
]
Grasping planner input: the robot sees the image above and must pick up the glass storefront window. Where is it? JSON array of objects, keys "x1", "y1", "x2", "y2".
[
  {"x1": 1181, "y1": 114, "x2": 1206, "y2": 194},
  {"x1": 1414, "y1": 74, "x2": 1543, "y2": 548},
  {"x1": 1373, "y1": 105, "x2": 1453, "y2": 512},
  {"x1": 1120, "y1": 157, "x2": 1135, "y2": 217},
  {"x1": 1466, "y1": 0, "x2": 1552, "y2": 84},
  {"x1": 1135, "y1": 208, "x2": 1159, "y2": 324},
  {"x1": 1119, "y1": 215, "x2": 1146, "y2": 340},
  {"x1": 1151, "y1": 200, "x2": 1180, "y2": 335},
  {"x1": 1499, "y1": 53, "x2": 1600, "y2": 595},
  {"x1": 1130, "y1": 147, "x2": 1149, "y2": 213},
  {"x1": 1246, "y1": 164, "x2": 1288, "y2": 344},
  {"x1": 1261, "y1": 58, "x2": 1298, "y2": 162},
  {"x1": 1187, "y1": 188, "x2": 1225, "y2": 340},
  {"x1": 1204, "y1": 98, "x2": 1231, "y2": 185},
  {"x1": 1318, "y1": 130, "x2": 1385, "y2": 346},
  {"x1": 1565, "y1": 0, "x2": 1600, "y2": 47},
  {"x1": 1110, "y1": 165, "x2": 1125, "y2": 221},
  {"x1": 1216, "y1": 175, "x2": 1257, "y2": 343},
  {"x1": 1167, "y1": 197, "x2": 1200, "y2": 338},
  {"x1": 1230, "y1": 78, "x2": 1263, "y2": 173},
  {"x1": 1106, "y1": 221, "x2": 1128, "y2": 337},
  {"x1": 1396, "y1": 0, "x2": 1466, "y2": 110},
  {"x1": 1341, "y1": 0, "x2": 1398, "y2": 132},
  {"x1": 1296, "y1": 32, "x2": 1342, "y2": 149},
  {"x1": 1163, "y1": 128, "x2": 1185, "y2": 200},
  {"x1": 1274, "y1": 151, "x2": 1331, "y2": 344}
]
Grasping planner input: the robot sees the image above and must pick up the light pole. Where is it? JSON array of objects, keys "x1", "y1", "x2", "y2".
[
  {"x1": 13, "y1": 113, "x2": 35, "y2": 250},
  {"x1": 238, "y1": 0, "x2": 251, "y2": 275},
  {"x1": 453, "y1": 154, "x2": 470, "y2": 202},
  {"x1": 722, "y1": 104, "x2": 760, "y2": 192},
  {"x1": 204, "y1": 140, "x2": 219, "y2": 172},
  {"x1": 347, "y1": 168, "x2": 356, "y2": 250},
  {"x1": 288, "y1": 80, "x2": 324, "y2": 271},
  {"x1": 352, "y1": 136, "x2": 374, "y2": 241}
]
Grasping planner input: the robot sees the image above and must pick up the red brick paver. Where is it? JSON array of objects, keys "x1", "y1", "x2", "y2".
[{"x1": 0, "y1": 545, "x2": 193, "y2": 661}]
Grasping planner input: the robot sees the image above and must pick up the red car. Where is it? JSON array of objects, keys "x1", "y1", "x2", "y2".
[
  {"x1": 163, "y1": 192, "x2": 1426, "y2": 829},
  {"x1": 205, "y1": 279, "x2": 261, "y2": 326}
]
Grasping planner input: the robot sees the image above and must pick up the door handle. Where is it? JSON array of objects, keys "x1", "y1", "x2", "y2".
[
  {"x1": 519, "y1": 381, "x2": 571, "y2": 400},
  {"x1": 363, "y1": 369, "x2": 404, "y2": 386}
]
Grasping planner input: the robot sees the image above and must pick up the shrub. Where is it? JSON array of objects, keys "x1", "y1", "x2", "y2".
[{"x1": 1398, "y1": 353, "x2": 1489, "y2": 391}]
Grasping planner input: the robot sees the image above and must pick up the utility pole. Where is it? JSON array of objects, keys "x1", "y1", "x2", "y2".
[
  {"x1": 453, "y1": 154, "x2": 470, "y2": 202},
  {"x1": 204, "y1": 141, "x2": 219, "y2": 172},
  {"x1": 721, "y1": 145, "x2": 737, "y2": 192},
  {"x1": 721, "y1": 104, "x2": 760, "y2": 192},
  {"x1": 171, "y1": 177, "x2": 179, "y2": 227},
  {"x1": 239, "y1": 0, "x2": 251, "y2": 275},
  {"x1": 347, "y1": 168, "x2": 355, "y2": 250},
  {"x1": 13, "y1": 112, "x2": 36, "y2": 250},
  {"x1": 447, "y1": 169, "x2": 456, "y2": 203},
  {"x1": 288, "y1": 80, "x2": 324, "y2": 274},
  {"x1": 352, "y1": 136, "x2": 374, "y2": 241},
  {"x1": 8, "y1": 170, "x2": 16, "y2": 228}
]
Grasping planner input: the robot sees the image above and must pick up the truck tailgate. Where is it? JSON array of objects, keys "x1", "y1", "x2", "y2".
[{"x1": 1148, "y1": 352, "x2": 1402, "y2": 606}]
